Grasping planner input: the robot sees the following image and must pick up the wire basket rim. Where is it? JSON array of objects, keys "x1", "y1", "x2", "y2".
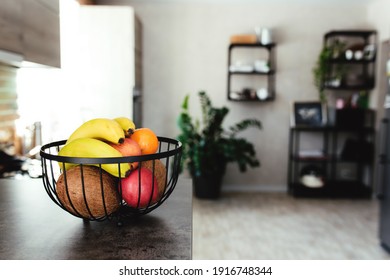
[{"x1": 40, "y1": 136, "x2": 182, "y2": 164}]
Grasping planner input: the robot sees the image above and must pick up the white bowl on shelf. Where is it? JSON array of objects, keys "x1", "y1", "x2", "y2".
[{"x1": 256, "y1": 88, "x2": 268, "y2": 100}]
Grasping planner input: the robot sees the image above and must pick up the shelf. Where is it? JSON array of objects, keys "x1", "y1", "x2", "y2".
[
  {"x1": 324, "y1": 84, "x2": 375, "y2": 91},
  {"x1": 228, "y1": 93, "x2": 275, "y2": 102},
  {"x1": 290, "y1": 125, "x2": 375, "y2": 133},
  {"x1": 292, "y1": 149, "x2": 328, "y2": 162},
  {"x1": 289, "y1": 29, "x2": 377, "y2": 199},
  {"x1": 324, "y1": 30, "x2": 377, "y2": 39},
  {"x1": 229, "y1": 42, "x2": 275, "y2": 49},
  {"x1": 290, "y1": 181, "x2": 372, "y2": 198},
  {"x1": 324, "y1": 79, "x2": 375, "y2": 91},
  {"x1": 321, "y1": 29, "x2": 377, "y2": 101},
  {"x1": 229, "y1": 98, "x2": 275, "y2": 102},
  {"x1": 291, "y1": 155, "x2": 373, "y2": 164},
  {"x1": 335, "y1": 158, "x2": 373, "y2": 164},
  {"x1": 227, "y1": 42, "x2": 276, "y2": 102},
  {"x1": 289, "y1": 183, "x2": 328, "y2": 198},
  {"x1": 229, "y1": 70, "x2": 275, "y2": 75},
  {"x1": 327, "y1": 57, "x2": 376, "y2": 64},
  {"x1": 288, "y1": 123, "x2": 375, "y2": 199},
  {"x1": 292, "y1": 153, "x2": 327, "y2": 160}
]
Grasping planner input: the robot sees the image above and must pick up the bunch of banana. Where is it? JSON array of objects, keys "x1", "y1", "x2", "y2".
[
  {"x1": 66, "y1": 118, "x2": 125, "y2": 144},
  {"x1": 114, "y1": 117, "x2": 136, "y2": 137},
  {"x1": 58, "y1": 117, "x2": 137, "y2": 177},
  {"x1": 58, "y1": 138, "x2": 131, "y2": 178}
]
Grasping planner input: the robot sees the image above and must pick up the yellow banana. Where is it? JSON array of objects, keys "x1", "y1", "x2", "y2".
[
  {"x1": 114, "y1": 117, "x2": 136, "y2": 137},
  {"x1": 58, "y1": 138, "x2": 131, "y2": 178},
  {"x1": 66, "y1": 118, "x2": 125, "y2": 144}
]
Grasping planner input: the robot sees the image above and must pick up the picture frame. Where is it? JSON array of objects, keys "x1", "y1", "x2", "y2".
[{"x1": 291, "y1": 101, "x2": 327, "y2": 127}]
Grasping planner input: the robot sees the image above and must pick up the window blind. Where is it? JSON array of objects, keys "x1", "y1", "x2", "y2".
[{"x1": 0, "y1": 63, "x2": 19, "y2": 147}]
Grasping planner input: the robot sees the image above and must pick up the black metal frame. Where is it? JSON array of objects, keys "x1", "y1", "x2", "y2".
[
  {"x1": 291, "y1": 101, "x2": 326, "y2": 127},
  {"x1": 288, "y1": 126, "x2": 375, "y2": 198},
  {"x1": 227, "y1": 43, "x2": 276, "y2": 101},
  {"x1": 323, "y1": 30, "x2": 377, "y2": 91}
]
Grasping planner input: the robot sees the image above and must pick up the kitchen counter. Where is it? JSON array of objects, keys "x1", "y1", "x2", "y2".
[{"x1": 0, "y1": 177, "x2": 192, "y2": 260}]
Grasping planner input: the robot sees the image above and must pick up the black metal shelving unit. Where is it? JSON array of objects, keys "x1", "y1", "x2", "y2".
[
  {"x1": 289, "y1": 30, "x2": 378, "y2": 199},
  {"x1": 288, "y1": 125, "x2": 375, "y2": 198},
  {"x1": 322, "y1": 30, "x2": 377, "y2": 92},
  {"x1": 227, "y1": 43, "x2": 276, "y2": 102}
]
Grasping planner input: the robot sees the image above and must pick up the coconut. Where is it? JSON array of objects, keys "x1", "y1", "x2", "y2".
[
  {"x1": 56, "y1": 165, "x2": 120, "y2": 219},
  {"x1": 141, "y1": 159, "x2": 167, "y2": 197}
]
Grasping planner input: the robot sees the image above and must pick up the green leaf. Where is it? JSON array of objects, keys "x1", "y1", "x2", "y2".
[
  {"x1": 176, "y1": 91, "x2": 262, "y2": 178},
  {"x1": 228, "y1": 119, "x2": 262, "y2": 137}
]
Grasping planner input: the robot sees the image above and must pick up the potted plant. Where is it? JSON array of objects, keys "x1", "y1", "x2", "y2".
[
  {"x1": 177, "y1": 91, "x2": 262, "y2": 199},
  {"x1": 313, "y1": 39, "x2": 346, "y2": 103},
  {"x1": 313, "y1": 46, "x2": 332, "y2": 103}
]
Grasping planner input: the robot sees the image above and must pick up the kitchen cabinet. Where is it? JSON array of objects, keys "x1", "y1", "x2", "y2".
[
  {"x1": 227, "y1": 43, "x2": 276, "y2": 101},
  {"x1": 0, "y1": 0, "x2": 23, "y2": 54},
  {"x1": 0, "y1": 0, "x2": 60, "y2": 68},
  {"x1": 288, "y1": 124, "x2": 375, "y2": 198},
  {"x1": 21, "y1": 0, "x2": 61, "y2": 68}
]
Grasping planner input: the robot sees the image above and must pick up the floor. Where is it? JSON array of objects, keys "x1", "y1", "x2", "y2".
[{"x1": 192, "y1": 191, "x2": 390, "y2": 260}]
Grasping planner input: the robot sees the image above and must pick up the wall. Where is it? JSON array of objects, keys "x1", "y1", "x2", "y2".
[
  {"x1": 97, "y1": 0, "x2": 372, "y2": 190},
  {"x1": 368, "y1": 0, "x2": 390, "y2": 42}
]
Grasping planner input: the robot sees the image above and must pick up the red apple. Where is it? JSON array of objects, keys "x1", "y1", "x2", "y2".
[
  {"x1": 119, "y1": 167, "x2": 160, "y2": 208},
  {"x1": 109, "y1": 138, "x2": 142, "y2": 170}
]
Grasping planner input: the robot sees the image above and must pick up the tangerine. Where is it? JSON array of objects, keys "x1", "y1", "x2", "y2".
[{"x1": 130, "y1": 127, "x2": 159, "y2": 155}]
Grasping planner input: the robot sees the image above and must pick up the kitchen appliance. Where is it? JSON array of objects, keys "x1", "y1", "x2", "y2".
[
  {"x1": 63, "y1": 5, "x2": 142, "y2": 124},
  {"x1": 377, "y1": 106, "x2": 390, "y2": 253},
  {"x1": 376, "y1": 40, "x2": 390, "y2": 253}
]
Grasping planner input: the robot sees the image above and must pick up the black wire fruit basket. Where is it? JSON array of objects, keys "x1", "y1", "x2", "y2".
[{"x1": 40, "y1": 136, "x2": 182, "y2": 224}]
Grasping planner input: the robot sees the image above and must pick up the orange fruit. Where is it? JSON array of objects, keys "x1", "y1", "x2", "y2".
[{"x1": 130, "y1": 127, "x2": 159, "y2": 155}]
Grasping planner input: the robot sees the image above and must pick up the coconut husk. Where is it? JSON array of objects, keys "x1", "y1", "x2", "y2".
[
  {"x1": 56, "y1": 165, "x2": 120, "y2": 219},
  {"x1": 141, "y1": 159, "x2": 167, "y2": 197}
]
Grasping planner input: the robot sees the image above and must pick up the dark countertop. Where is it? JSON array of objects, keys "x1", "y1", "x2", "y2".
[{"x1": 0, "y1": 177, "x2": 192, "y2": 260}]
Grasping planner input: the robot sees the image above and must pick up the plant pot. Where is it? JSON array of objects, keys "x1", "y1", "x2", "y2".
[{"x1": 192, "y1": 173, "x2": 223, "y2": 199}]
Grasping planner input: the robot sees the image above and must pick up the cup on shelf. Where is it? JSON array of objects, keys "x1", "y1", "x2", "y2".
[
  {"x1": 345, "y1": 50, "x2": 353, "y2": 60},
  {"x1": 261, "y1": 28, "x2": 272, "y2": 45},
  {"x1": 254, "y1": 27, "x2": 273, "y2": 45},
  {"x1": 256, "y1": 88, "x2": 268, "y2": 100},
  {"x1": 354, "y1": 50, "x2": 363, "y2": 60},
  {"x1": 254, "y1": 60, "x2": 270, "y2": 73}
]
